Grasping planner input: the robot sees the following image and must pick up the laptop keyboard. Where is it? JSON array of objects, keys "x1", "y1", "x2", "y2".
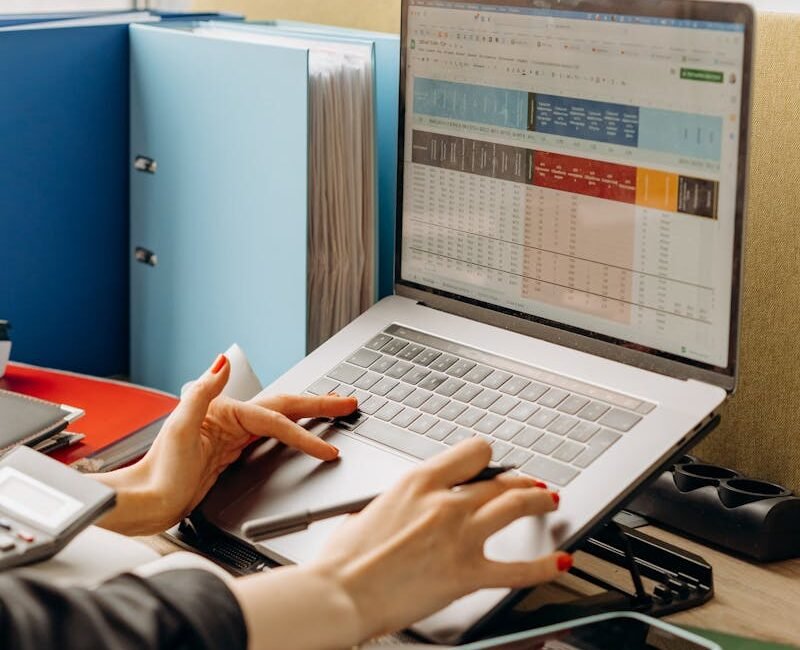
[{"x1": 304, "y1": 324, "x2": 655, "y2": 487}]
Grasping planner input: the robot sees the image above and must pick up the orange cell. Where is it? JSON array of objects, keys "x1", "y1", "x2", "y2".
[{"x1": 636, "y1": 168, "x2": 679, "y2": 212}]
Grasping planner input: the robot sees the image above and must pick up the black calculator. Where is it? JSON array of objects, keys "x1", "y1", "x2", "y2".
[{"x1": 0, "y1": 446, "x2": 116, "y2": 570}]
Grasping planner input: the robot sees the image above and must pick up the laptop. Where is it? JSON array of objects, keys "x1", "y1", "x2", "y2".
[{"x1": 200, "y1": 0, "x2": 753, "y2": 643}]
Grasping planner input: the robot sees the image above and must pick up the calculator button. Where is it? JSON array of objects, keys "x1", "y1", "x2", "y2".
[
  {"x1": 16, "y1": 531, "x2": 35, "y2": 543},
  {"x1": 0, "y1": 535, "x2": 16, "y2": 552},
  {"x1": 0, "y1": 519, "x2": 11, "y2": 531}
]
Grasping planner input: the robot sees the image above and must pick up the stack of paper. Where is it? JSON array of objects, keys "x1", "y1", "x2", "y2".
[{"x1": 194, "y1": 26, "x2": 377, "y2": 350}]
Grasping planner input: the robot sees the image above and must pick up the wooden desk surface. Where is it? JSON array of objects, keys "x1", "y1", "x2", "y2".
[{"x1": 145, "y1": 524, "x2": 800, "y2": 647}]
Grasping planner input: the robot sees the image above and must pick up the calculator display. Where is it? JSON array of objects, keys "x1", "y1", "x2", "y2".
[{"x1": 0, "y1": 467, "x2": 83, "y2": 532}]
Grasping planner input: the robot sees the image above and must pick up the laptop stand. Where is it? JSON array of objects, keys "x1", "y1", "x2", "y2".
[{"x1": 457, "y1": 519, "x2": 713, "y2": 642}]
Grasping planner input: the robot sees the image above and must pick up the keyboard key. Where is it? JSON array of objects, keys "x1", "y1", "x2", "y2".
[
  {"x1": 391, "y1": 408, "x2": 421, "y2": 428},
  {"x1": 471, "y1": 389, "x2": 501, "y2": 409},
  {"x1": 557, "y1": 395, "x2": 590, "y2": 415},
  {"x1": 397, "y1": 343, "x2": 425, "y2": 360},
  {"x1": 512, "y1": 426, "x2": 543, "y2": 448},
  {"x1": 547, "y1": 415, "x2": 579, "y2": 436},
  {"x1": 403, "y1": 367, "x2": 431, "y2": 385},
  {"x1": 572, "y1": 445, "x2": 607, "y2": 469},
  {"x1": 370, "y1": 377, "x2": 398, "y2": 396},
  {"x1": 508, "y1": 402, "x2": 539, "y2": 422},
  {"x1": 577, "y1": 401, "x2": 610, "y2": 422},
  {"x1": 504, "y1": 447, "x2": 534, "y2": 468},
  {"x1": 418, "y1": 373, "x2": 447, "y2": 391},
  {"x1": 348, "y1": 348, "x2": 382, "y2": 368},
  {"x1": 386, "y1": 360, "x2": 414, "y2": 379},
  {"x1": 356, "y1": 418, "x2": 445, "y2": 460},
  {"x1": 413, "y1": 348, "x2": 441, "y2": 366},
  {"x1": 381, "y1": 339, "x2": 408, "y2": 355},
  {"x1": 365, "y1": 333, "x2": 393, "y2": 351},
  {"x1": 430, "y1": 354, "x2": 458, "y2": 372},
  {"x1": 386, "y1": 383, "x2": 414, "y2": 402},
  {"x1": 475, "y1": 413, "x2": 505, "y2": 434},
  {"x1": 489, "y1": 395, "x2": 519, "y2": 416},
  {"x1": 335, "y1": 384, "x2": 356, "y2": 397},
  {"x1": 538, "y1": 388, "x2": 570, "y2": 408},
  {"x1": 375, "y1": 402, "x2": 404, "y2": 421},
  {"x1": 455, "y1": 407, "x2": 484, "y2": 427},
  {"x1": 520, "y1": 456, "x2": 580, "y2": 486},
  {"x1": 352, "y1": 389, "x2": 371, "y2": 405},
  {"x1": 593, "y1": 428, "x2": 622, "y2": 448},
  {"x1": 499, "y1": 376, "x2": 530, "y2": 396},
  {"x1": 446, "y1": 359, "x2": 476, "y2": 378},
  {"x1": 493, "y1": 420, "x2": 524, "y2": 441},
  {"x1": 463, "y1": 364, "x2": 492, "y2": 384},
  {"x1": 420, "y1": 395, "x2": 450, "y2": 415},
  {"x1": 444, "y1": 427, "x2": 474, "y2": 445},
  {"x1": 518, "y1": 382, "x2": 548, "y2": 403},
  {"x1": 354, "y1": 371, "x2": 381, "y2": 390},
  {"x1": 335, "y1": 410, "x2": 367, "y2": 430},
  {"x1": 553, "y1": 440, "x2": 584, "y2": 463},
  {"x1": 527, "y1": 408, "x2": 558, "y2": 429},
  {"x1": 369, "y1": 355, "x2": 398, "y2": 374},
  {"x1": 491, "y1": 440, "x2": 513, "y2": 462},
  {"x1": 306, "y1": 377, "x2": 338, "y2": 395},
  {"x1": 409, "y1": 414, "x2": 438, "y2": 434},
  {"x1": 359, "y1": 395, "x2": 387, "y2": 415},
  {"x1": 328, "y1": 363, "x2": 365, "y2": 384},
  {"x1": 436, "y1": 378, "x2": 466, "y2": 397},
  {"x1": 452, "y1": 384, "x2": 483, "y2": 403},
  {"x1": 427, "y1": 420, "x2": 456, "y2": 441},
  {"x1": 438, "y1": 401, "x2": 467, "y2": 421},
  {"x1": 482, "y1": 370, "x2": 513, "y2": 390},
  {"x1": 598, "y1": 408, "x2": 642, "y2": 432},
  {"x1": 404, "y1": 388, "x2": 433, "y2": 408},
  {"x1": 531, "y1": 433, "x2": 562, "y2": 454},
  {"x1": 568, "y1": 421, "x2": 600, "y2": 443}
]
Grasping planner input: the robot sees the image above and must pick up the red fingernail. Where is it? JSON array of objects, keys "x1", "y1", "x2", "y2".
[
  {"x1": 557, "y1": 553, "x2": 573, "y2": 572},
  {"x1": 533, "y1": 480, "x2": 547, "y2": 489},
  {"x1": 211, "y1": 354, "x2": 227, "y2": 374},
  {"x1": 550, "y1": 491, "x2": 560, "y2": 506}
]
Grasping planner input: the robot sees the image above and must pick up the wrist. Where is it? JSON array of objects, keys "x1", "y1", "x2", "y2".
[
  {"x1": 232, "y1": 564, "x2": 364, "y2": 650},
  {"x1": 89, "y1": 462, "x2": 165, "y2": 536}
]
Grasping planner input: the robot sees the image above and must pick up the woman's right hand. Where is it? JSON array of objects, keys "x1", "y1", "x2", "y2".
[
  {"x1": 311, "y1": 437, "x2": 570, "y2": 641},
  {"x1": 232, "y1": 437, "x2": 570, "y2": 650}
]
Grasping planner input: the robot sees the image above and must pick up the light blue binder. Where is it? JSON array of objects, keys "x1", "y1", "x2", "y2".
[
  {"x1": 129, "y1": 23, "x2": 309, "y2": 393},
  {"x1": 233, "y1": 20, "x2": 400, "y2": 299},
  {"x1": 130, "y1": 21, "x2": 399, "y2": 394}
]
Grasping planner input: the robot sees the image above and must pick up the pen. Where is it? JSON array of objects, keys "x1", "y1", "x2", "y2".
[{"x1": 242, "y1": 464, "x2": 516, "y2": 542}]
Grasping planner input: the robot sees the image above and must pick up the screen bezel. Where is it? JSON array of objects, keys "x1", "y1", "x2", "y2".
[{"x1": 395, "y1": 0, "x2": 754, "y2": 392}]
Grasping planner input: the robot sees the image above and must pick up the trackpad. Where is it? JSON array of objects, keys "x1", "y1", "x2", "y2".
[{"x1": 218, "y1": 429, "x2": 416, "y2": 564}]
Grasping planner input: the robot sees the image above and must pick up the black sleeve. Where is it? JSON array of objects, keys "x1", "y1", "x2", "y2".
[{"x1": 0, "y1": 568, "x2": 248, "y2": 650}]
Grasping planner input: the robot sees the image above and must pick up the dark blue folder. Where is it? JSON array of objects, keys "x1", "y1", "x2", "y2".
[{"x1": 0, "y1": 12, "x2": 239, "y2": 377}]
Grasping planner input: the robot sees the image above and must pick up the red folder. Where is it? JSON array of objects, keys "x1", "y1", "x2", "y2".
[{"x1": 0, "y1": 363, "x2": 178, "y2": 465}]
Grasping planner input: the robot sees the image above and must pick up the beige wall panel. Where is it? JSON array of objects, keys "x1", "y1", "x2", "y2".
[
  {"x1": 193, "y1": 0, "x2": 401, "y2": 33},
  {"x1": 695, "y1": 12, "x2": 800, "y2": 491}
]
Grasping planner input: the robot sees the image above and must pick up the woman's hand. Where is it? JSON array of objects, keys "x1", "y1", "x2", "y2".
[
  {"x1": 94, "y1": 354, "x2": 357, "y2": 535},
  {"x1": 232, "y1": 438, "x2": 570, "y2": 650}
]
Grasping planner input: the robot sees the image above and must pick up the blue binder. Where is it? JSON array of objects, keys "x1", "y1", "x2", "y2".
[
  {"x1": 129, "y1": 22, "x2": 399, "y2": 393},
  {"x1": 0, "y1": 12, "x2": 240, "y2": 378}
]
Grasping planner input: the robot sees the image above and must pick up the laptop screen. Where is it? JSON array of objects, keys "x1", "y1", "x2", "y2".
[{"x1": 398, "y1": 0, "x2": 749, "y2": 375}]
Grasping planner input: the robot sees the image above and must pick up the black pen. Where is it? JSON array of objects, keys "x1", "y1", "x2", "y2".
[{"x1": 242, "y1": 464, "x2": 516, "y2": 542}]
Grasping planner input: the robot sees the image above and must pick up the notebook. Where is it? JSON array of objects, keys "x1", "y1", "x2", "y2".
[{"x1": 0, "y1": 390, "x2": 73, "y2": 451}]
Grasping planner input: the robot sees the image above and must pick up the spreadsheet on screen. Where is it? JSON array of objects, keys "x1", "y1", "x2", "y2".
[{"x1": 401, "y1": 1, "x2": 746, "y2": 368}]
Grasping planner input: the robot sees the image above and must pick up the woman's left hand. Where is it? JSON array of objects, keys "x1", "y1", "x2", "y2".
[{"x1": 94, "y1": 354, "x2": 357, "y2": 535}]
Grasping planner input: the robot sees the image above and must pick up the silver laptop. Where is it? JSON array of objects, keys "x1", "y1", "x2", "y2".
[{"x1": 201, "y1": 0, "x2": 753, "y2": 642}]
